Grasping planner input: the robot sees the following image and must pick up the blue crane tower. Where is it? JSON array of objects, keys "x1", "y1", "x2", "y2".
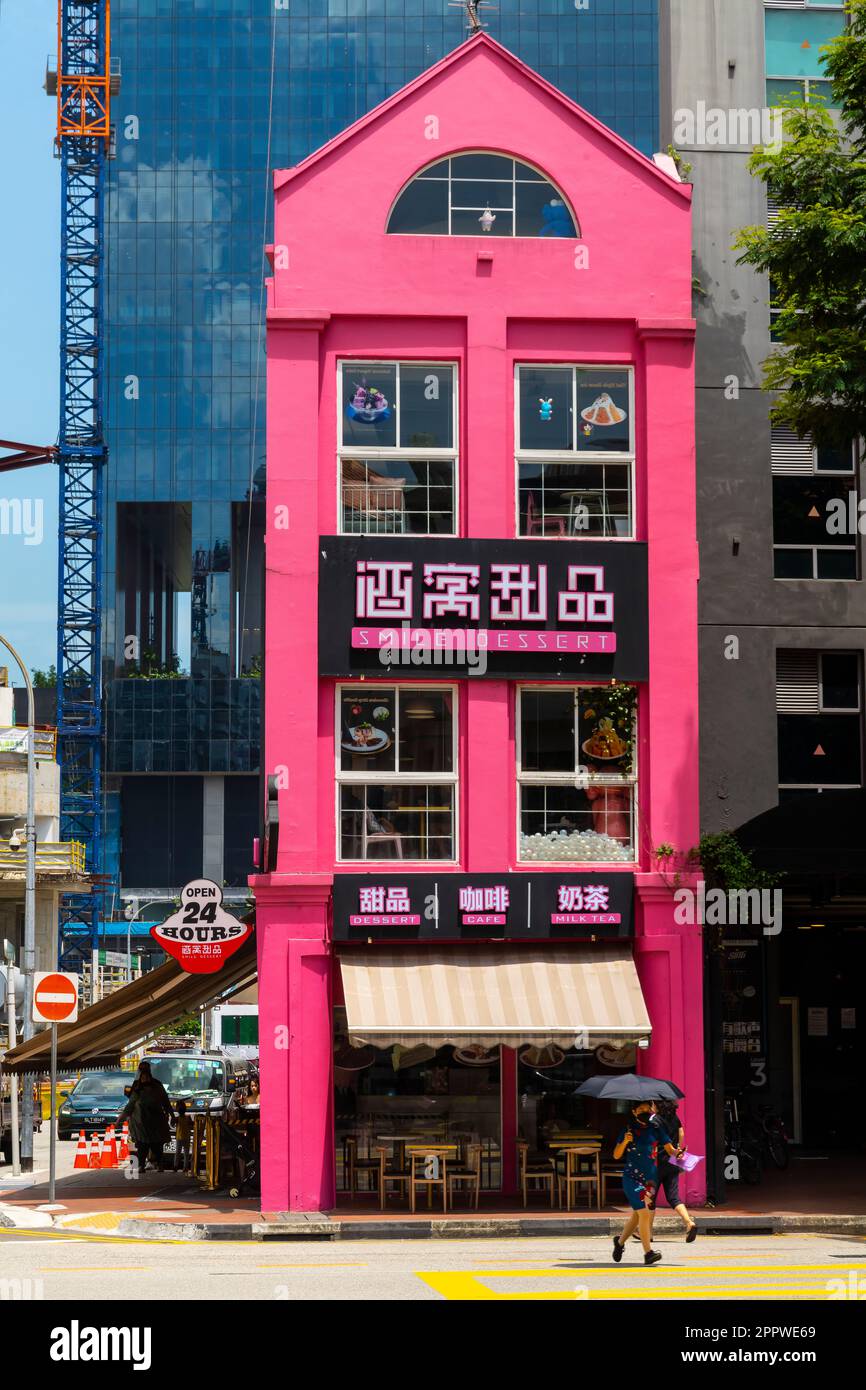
[{"x1": 45, "y1": 1, "x2": 119, "y2": 967}]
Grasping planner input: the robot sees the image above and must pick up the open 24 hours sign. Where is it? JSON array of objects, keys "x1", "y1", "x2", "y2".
[{"x1": 151, "y1": 880, "x2": 253, "y2": 974}]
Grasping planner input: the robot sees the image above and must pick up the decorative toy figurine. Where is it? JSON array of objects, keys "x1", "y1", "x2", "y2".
[
  {"x1": 538, "y1": 398, "x2": 554, "y2": 422},
  {"x1": 538, "y1": 199, "x2": 574, "y2": 238}
]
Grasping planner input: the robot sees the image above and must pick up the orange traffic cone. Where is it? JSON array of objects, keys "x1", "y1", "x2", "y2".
[
  {"x1": 118, "y1": 1122, "x2": 130, "y2": 1162},
  {"x1": 73, "y1": 1132, "x2": 89, "y2": 1170},
  {"x1": 101, "y1": 1126, "x2": 119, "y2": 1168},
  {"x1": 88, "y1": 1132, "x2": 103, "y2": 1169}
]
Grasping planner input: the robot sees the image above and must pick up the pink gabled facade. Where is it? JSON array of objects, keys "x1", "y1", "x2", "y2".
[{"x1": 251, "y1": 34, "x2": 701, "y2": 1215}]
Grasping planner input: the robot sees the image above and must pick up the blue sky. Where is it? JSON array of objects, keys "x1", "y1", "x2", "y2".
[{"x1": 0, "y1": 1, "x2": 60, "y2": 678}]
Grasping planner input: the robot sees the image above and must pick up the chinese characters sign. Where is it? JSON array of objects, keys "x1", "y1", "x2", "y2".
[
  {"x1": 319, "y1": 538, "x2": 648, "y2": 680},
  {"x1": 333, "y1": 872, "x2": 634, "y2": 940}
]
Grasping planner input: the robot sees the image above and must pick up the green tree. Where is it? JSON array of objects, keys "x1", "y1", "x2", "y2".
[{"x1": 734, "y1": 0, "x2": 866, "y2": 451}]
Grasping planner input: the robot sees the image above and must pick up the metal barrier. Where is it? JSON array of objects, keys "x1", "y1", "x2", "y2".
[
  {"x1": 0, "y1": 726, "x2": 58, "y2": 759},
  {"x1": 0, "y1": 840, "x2": 85, "y2": 875}
]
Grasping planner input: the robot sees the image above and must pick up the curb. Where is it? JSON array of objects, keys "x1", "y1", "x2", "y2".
[{"x1": 37, "y1": 1210, "x2": 866, "y2": 1241}]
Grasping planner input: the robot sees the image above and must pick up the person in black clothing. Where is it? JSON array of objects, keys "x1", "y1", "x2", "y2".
[{"x1": 651, "y1": 1098, "x2": 698, "y2": 1242}]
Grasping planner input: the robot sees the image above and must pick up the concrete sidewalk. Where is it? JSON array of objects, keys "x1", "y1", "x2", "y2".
[{"x1": 2, "y1": 1167, "x2": 865, "y2": 1240}]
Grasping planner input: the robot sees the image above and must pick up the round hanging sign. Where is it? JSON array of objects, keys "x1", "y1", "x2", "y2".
[{"x1": 150, "y1": 880, "x2": 253, "y2": 974}]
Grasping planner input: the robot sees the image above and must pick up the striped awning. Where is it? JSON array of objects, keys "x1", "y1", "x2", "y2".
[{"x1": 339, "y1": 947, "x2": 651, "y2": 1050}]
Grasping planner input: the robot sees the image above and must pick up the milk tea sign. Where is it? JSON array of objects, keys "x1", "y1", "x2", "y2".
[{"x1": 151, "y1": 880, "x2": 253, "y2": 974}]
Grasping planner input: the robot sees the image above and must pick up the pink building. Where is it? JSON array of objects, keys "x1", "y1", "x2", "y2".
[{"x1": 251, "y1": 34, "x2": 702, "y2": 1216}]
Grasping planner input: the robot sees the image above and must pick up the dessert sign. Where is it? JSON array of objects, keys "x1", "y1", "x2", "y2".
[{"x1": 318, "y1": 537, "x2": 648, "y2": 681}]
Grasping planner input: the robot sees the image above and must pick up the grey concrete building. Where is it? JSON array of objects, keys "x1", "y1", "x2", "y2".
[{"x1": 661, "y1": 0, "x2": 862, "y2": 1186}]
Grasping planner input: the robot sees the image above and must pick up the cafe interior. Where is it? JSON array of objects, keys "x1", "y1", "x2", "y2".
[{"x1": 333, "y1": 1010, "x2": 644, "y2": 1212}]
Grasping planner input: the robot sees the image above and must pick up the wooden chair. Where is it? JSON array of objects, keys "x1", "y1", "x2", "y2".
[
  {"x1": 408, "y1": 1146, "x2": 449, "y2": 1213},
  {"x1": 558, "y1": 1145, "x2": 601, "y2": 1211},
  {"x1": 447, "y1": 1143, "x2": 482, "y2": 1210},
  {"x1": 516, "y1": 1140, "x2": 556, "y2": 1208},
  {"x1": 380, "y1": 1147, "x2": 412, "y2": 1208},
  {"x1": 601, "y1": 1163, "x2": 625, "y2": 1206},
  {"x1": 526, "y1": 492, "x2": 567, "y2": 537},
  {"x1": 344, "y1": 1136, "x2": 384, "y2": 1200}
]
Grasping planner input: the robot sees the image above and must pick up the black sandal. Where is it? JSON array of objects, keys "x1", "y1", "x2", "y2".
[
  {"x1": 685, "y1": 1223, "x2": 698, "y2": 1243},
  {"x1": 612, "y1": 1236, "x2": 624, "y2": 1263}
]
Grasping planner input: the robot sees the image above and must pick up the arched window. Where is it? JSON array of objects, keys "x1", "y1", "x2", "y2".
[{"x1": 387, "y1": 152, "x2": 579, "y2": 239}]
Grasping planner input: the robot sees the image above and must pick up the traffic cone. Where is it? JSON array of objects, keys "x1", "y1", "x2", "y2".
[
  {"x1": 88, "y1": 1132, "x2": 102, "y2": 1169},
  {"x1": 73, "y1": 1133, "x2": 89, "y2": 1170},
  {"x1": 101, "y1": 1126, "x2": 119, "y2": 1168},
  {"x1": 118, "y1": 1122, "x2": 130, "y2": 1162}
]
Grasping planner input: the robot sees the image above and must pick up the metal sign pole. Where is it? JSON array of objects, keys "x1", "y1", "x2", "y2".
[
  {"x1": 4, "y1": 962, "x2": 20, "y2": 1175},
  {"x1": 49, "y1": 1022, "x2": 57, "y2": 1204}
]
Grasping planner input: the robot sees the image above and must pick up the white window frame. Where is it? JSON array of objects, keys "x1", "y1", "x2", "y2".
[
  {"x1": 514, "y1": 363, "x2": 636, "y2": 541},
  {"x1": 515, "y1": 685, "x2": 639, "y2": 866},
  {"x1": 817, "y1": 651, "x2": 862, "y2": 714},
  {"x1": 773, "y1": 444, "x2": 860, "y2": 580},
  {"x1": 779, "y1": 651, "x2": 863, "y2": 791},
  {"x1": 386, "y1": 151, "x2": 580, "y2": 240},
  {"x1": 336, "y1": 358, "x2": 460, "y2": 538},
  {"x1": 765, "y1": 75, "x2": 836, "y2": 105},
  {"x1": 335, "y1": 682, "x2": 459, "y2": 864}
]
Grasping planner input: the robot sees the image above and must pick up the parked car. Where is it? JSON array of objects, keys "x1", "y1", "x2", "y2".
[
  {"x1": 141, "y1": 1051, "x2": 248, "y2": 1112},
  {"x1": 139, "y1": 1051, "x2": 249, "y2": 1159},
  {"x1": 57, "y1": 1070, "x2": 131, "y2": 1141}
]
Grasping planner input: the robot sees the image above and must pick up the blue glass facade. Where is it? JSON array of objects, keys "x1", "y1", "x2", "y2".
[{"x1": 103, "y1": 0, "x2": 659, "y2": 889}]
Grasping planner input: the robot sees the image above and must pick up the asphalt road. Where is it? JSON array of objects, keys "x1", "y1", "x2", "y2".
[{"x1": 1, "y1": 1230, "x2": 864, "y2": 1301}]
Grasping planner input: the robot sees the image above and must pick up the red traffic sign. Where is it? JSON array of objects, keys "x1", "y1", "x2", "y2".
[
  {"x1": 33, "y1": 971, "x2": 79, "y2": 1024},
  {"x1": 151, "y1": 879, "x2": 253, "y2": 974}
]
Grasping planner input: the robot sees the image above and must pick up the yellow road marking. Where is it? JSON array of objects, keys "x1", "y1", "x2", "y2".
[{"x1": 416, "y1": 1270, "x2": 848, "y2": 1301}]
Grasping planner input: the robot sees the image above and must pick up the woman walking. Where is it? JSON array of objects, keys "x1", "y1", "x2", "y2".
[
  {"x1": 652, "y1": 1097, "x2": 698, "y2": 1241},
  {"x1": 611, "y1": 1101, "x2": 677, "y2": 1266},
  {"x1": 120, "y1": 1060, "x2": 174, "y2": 1173}
]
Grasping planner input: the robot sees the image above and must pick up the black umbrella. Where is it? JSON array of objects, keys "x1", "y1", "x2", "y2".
[{"x1": 573, "y1": 1073, "x2": 684, "y2": 1101}]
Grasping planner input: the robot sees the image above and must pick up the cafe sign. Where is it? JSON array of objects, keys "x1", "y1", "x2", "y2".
[
  {"x1": 151, "y1": 879, "x2": 253, "y2": 974},
  {"x1": 319, "y1": 537, "x2": 648, "y2": 681},
  {"x1": 332, "y1": 872, "x2": 634, "y2": 941}
]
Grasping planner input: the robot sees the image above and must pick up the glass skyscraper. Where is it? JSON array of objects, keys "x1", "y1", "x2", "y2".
[{"x1": 102, "y1": 0, "x2": 659, "y2": 903}]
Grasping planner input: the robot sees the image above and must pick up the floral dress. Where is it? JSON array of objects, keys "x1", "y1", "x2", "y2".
[{"x1": 617, "y1": 1119, "x2": 660, "y2": 1210}]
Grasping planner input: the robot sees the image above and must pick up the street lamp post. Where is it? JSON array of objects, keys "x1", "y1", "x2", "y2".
[
  {"x1": 122, "y1": 898, "x2": 162, "y2": 980},
  {"x1": 0, "y1": 634, "x2": 37, "y2": 1171}
]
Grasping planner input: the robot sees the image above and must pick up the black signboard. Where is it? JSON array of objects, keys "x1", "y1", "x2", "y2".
[
  {"x1": 318, "y1": 537, "x2": 648, "y2": 681},
  {"x1": 332, "y1": 872, "x2": 634, "y2": 941}
]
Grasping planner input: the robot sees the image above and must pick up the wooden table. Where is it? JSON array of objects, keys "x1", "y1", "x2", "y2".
[
  {"x1": 376, "y1": 1132, "x2": 448, "y2": 1172},
  {"x1": 554, "y1": 1143, "x2": 602, "y2": 1211}
]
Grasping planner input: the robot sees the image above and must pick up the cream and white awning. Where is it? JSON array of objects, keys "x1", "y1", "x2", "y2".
[{"x1": 340, "y1": 947, "x2": 651, "y2": 1050}]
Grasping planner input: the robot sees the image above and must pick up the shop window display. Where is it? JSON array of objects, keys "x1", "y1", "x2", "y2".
[
  {"x1": 337, "y1": 685, "x2": 457, "y2": 861},
  {"x1": 517, "y1": 684, "x2": 637, "y2": 862}
]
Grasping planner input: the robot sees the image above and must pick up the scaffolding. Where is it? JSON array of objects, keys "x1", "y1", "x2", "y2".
[{"x1": 45, "y1": 2, "x2": 119, "y2": 965}]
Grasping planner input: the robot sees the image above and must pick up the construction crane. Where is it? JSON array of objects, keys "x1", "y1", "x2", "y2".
[{"x1": 45, "y1": 1, "x2": 119, "y2": 968}]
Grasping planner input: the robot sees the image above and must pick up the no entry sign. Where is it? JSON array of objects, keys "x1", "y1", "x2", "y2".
[
  {"x1": 150, "y1": 879, "x2": 253, "y2": 974},
  {"x1": 33, "y1": 971, "x2": 79, "y2": 1024}
]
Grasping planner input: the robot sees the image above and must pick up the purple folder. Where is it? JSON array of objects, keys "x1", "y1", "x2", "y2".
[{"x1": 668, "y1": 1152, "x2": 703, "y2": 1173}]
